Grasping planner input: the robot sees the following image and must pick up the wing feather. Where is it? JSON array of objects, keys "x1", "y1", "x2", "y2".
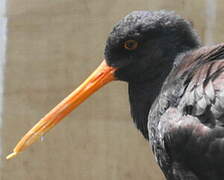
[{"x1": 150, "y1": 43, "x2": 224, "y2": 179}]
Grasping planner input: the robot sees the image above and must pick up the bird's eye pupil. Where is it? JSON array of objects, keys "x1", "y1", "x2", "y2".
[{"x1": 124, "y1": 40, "x2": 138, "y2": 50}]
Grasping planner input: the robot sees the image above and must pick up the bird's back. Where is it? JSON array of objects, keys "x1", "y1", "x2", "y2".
[{"x1": 148, "y1": 43, "x2": 224, "y2": 180}]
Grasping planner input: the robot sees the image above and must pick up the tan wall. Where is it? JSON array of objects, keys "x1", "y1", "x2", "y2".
[{"x1": 1, "y1": 0, "x2": 224, "y2": 180}]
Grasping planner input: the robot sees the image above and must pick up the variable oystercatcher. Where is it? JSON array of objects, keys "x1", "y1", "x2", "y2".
[{"x1": 7, "y1": 10, "x2": 224, "y2": 179}]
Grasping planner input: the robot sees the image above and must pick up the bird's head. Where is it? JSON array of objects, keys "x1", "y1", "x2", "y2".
[
  {"x1": 7, "y1": 10, "x2": 200, "y2": 159},
  {"x1": 105, "y1": 10, "x2": 200, "y2": 82}
]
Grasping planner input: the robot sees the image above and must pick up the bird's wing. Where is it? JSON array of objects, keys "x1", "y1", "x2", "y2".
[
  {"x1": 177, "y1": 46, "x2": 224, "y2": 126},
  {"x1": 155, "y1": 44, "x2": 224, "y2": 179}
]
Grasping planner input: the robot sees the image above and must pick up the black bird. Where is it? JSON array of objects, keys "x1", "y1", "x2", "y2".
[{"x1": 7, "y1": 10, "x2": 224, "y2": 180}]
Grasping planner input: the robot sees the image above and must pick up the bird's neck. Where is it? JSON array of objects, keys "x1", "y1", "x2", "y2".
[{"x1": 128, "y1": 61, "x2": 173, "y2": 140}]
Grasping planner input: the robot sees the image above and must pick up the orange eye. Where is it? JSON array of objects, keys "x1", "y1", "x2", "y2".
[{"x1": 124, "y1": 40, "x2": 138, "y2": 50}]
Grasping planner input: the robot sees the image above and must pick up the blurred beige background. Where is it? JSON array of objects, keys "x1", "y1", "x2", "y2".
[{"x1": 0, "y1": 0, "x2": 223, "y2": 180}]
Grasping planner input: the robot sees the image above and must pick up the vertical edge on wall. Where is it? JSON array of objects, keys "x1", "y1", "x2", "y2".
[
  {"x1": 205, "y1": 0, "x2": 217, "y2": 45},
  {"x1": 0, "y1": 0, "x2": 7, "y2": 168}
]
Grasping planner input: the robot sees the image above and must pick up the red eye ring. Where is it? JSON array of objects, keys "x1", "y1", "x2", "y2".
[{"x1": 124, "y1": 40, "x2": 138, "y2": 50}]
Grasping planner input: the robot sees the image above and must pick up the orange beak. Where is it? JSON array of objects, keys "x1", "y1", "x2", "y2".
[{"x1": 6, "y1": 60, "x2": 117, "y2": 159}]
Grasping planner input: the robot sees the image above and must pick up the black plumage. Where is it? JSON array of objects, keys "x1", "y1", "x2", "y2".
[
  {"x1": 9, "y1": 9, "x2": 224, "y2": 179},
  {"x1": 104, "y1": 10, "x2": 224, "y2": 179}
]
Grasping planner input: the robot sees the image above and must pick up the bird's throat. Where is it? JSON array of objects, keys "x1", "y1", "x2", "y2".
[{"x1": 128, "y1": 64, "x2": 172, "y2": 140}]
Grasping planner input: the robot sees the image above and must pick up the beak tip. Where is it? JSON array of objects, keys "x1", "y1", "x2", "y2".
[{"x1": 6, "y1": 152, "x2": 18, "y2": 160}]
